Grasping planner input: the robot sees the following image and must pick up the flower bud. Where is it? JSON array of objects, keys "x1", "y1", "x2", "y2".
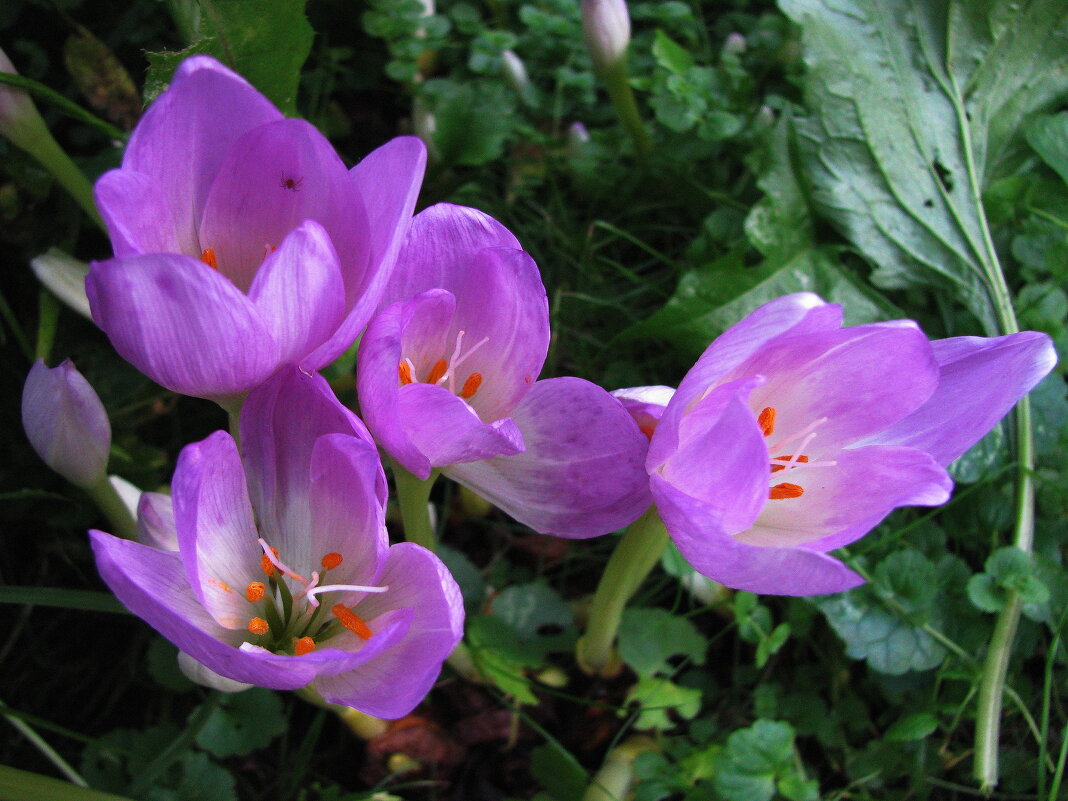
[
  {"x1": 22, "y1": 359, "x2": 111, "y2": 488},
  {"x1": 581, "y1": 0, "x2": 631, "y2": 75},
  {"x1": 501, "y1": 50, "x2": 530, "y2": 93},
  {"x1": 723, "y1": 33, "x2": 747, "y2": 56},
  {"x1": 567, "y1": 121, "x2": 591, "y2": 159},
  {"x1": 0, "y1": 46, "x2": 50, "y2": 152}
]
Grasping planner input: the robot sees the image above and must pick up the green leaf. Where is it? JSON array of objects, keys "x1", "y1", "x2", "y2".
[
  {"x1": 436, "y1": 544, "x2": 486, "y2": 610},
  {"x1": 627, "y1": 247, "x2": 900, "y2": 356},
  {"x1": 872, "y1": 551, "x2": 937, "y2": 620},
  {"x1": 617, "y1": 607, "x2": 707, "y2": 677},
  {"x1": 967, "y1": 574, "x2": 1005, "y2": 613},
  {"x1": 816, "y1": 589, "x2": 947, "y2": 675},
  {"x1": 144, "y1": 0, "x2": 314, "y2": 115},
  {"x1": 652, "y1": 30, "x2": 695, "y2": 75},
  {"x1": 884, "y1": 712, "x2": 939, "y2": 742},
  {"x1": 713, "y1": 720, "x2": 795, "y2": 801},
  {"x1": 466, "y1": 615, "x2": 540, "y2": 704},
  {"x1": 491, "y1": 583, "x2": 574, "y2": 643},
  {"x1": 1026, "y1": 112, "x2": 1068, "y2": 187},
  {"x1": 145, "y1": 638, "x2": 194, "y2": 693},
  {"x1": 624, "y1": 678, "x2": 702, "y2": 730},
  {"x1": 745, "y1": 115, "x2": 814, "y2": 260},
  {"x1": 423, "y1": 79, "x2": 515, "y2": 166},
  {"x1": 530, "y1": 742, "x2": 587, "y2": 801},
  {"x1": 194, "y1": 689, "x2": 286, "y2": 758},
  {"x1": 0, "y1": 765, "x2": 136, "y2": 801},
  {"x1": 780, "y1": 0, "x2": 1068, "y2": 331},
  {"x1": 968, "y1": 547, "x2": 1051, "y2": 614},
  {"x1": 0, "y1": 586, "x2": 127, "y2": 614}
]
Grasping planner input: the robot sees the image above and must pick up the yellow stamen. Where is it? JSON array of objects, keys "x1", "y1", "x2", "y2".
[
  {"x1": 248, "y1": 617, "x2": 269, "y2": 635},
  {"x1": 769, "y1": 483, "x2": 804, "y2": 500},
  {"x1": 332, "y1": 604, "x2": 374, "y2": 639},
  {"x1": 398, "y1": 361, "x2": 413, "y2": 385},
  {"x1": 246, "y1": 582, "x2": 265, "y2": 602},
  {"x1": 294, "y1": 636, "x2": 316, "y2": 656},
  {"x1": 758, "y1": 407, "x2": 776, "y2": 437},
  {"x1": 321, "y1": 552, "x2": 343, "y2": 570},
  {"x1": 459, "y1": 372, "x2": 482, "y2": 399},
  {"x1": 426, "y1": 359, "x2": 448, "y2": 385}
]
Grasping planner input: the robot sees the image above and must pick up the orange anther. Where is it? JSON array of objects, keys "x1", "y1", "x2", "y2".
[
  {"x1": 398, "y1": 361, "x2": 413, "y2": 385},
  {"x1": 261, "y1": 546, "x2": 279, "y2": 577},
  {"x1": 459, "y1": 372, "x2": 482, "y2": 399},
  {"x1": 321, "y1": 552, "x2": 343, "y2": 570},
  {"x1": 769, "y1": 482, "x2": 804, "y2": 500},
  {"x1": 200, "y1": 248, "x2": 218, "y2": 269},
  {"x1": 770, "y1": 454, "x2": 809, "y2": 473},
  {"x1": 332, "y1": 604, "x2": 374, "y2": 639},
  {"x1": 294, "y1": 636, "x2": 316, "y2": 656},
  {"x1": 426, "y1": 359, "x2": 448, "y2": 385},
  {"x1": 246, "y1": 582, "x2": 265, "y2": 602},
  {"x1": 758, "y1": 407, "x2": 776, "y2": 437},
  {"x1": 248, "y1": 617, "x2": 269, "y2": 635}
]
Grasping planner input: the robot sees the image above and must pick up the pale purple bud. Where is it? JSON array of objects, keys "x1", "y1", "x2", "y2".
[
  {"x1": 582, "y1": 0, "x2": 631, "y2": 74},
  {"x1": 567, "y1": 121, "x2": 591, "y2": 159},
  {"x1": 0, "y1": 46, "x2": 50, "y2": 152},
  {"x1": 501, "y1": 50, "x2": 530, "y2": 93},
  {"x1": 23, "y1": 359, "x2": 111, "y2": 488},
  {"x1": 724, "y1": 33, "x2": 747, "y2": 56}
]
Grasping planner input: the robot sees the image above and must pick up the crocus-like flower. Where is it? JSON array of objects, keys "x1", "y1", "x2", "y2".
[
  {"x1": 88, "y1": 56, "x2": 426, "y2": 400},
  {"x1": 632, "y1": 293, "x2": 1056, "y2": 596},
  {"x1": 581, "y1": 0, "x2": 632, "y2": 76},
  {"x1": 22, "y1": 359, "x2": 111, "y2": 489},
  {"x1": 90, "y1": 368, "x2": 464, "y2": 717},
  {"x1": 357, "y1": 203, "x2": 650, "y2": 537}
]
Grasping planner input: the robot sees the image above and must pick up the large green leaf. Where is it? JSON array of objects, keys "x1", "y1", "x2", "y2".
[
  {"x1": 779, "y1": 0, "x2": 1068, "y2": 333},
  {"x1": 144, "y1": 0, "x2": 314, "y2": 115}
]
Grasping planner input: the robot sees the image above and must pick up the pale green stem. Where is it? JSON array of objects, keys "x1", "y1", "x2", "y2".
[
  {"x1": 600, "y1": 58, "x2": 650, "y2": 158},
  {"x1": 947, "y1": 72, "x2": 1038, "y2": 791},
  {"x1": 583, "y1": 736, "x2": 659, "y2": 801},
  {"x1": 84, "y1": 475, "x2": 137, "y2": 541},
  {"x1": 391, "y1": 460, "x2": 440, "y2": 551},
  {"x1": 217, "y1": 395, "x2": 246, "y2": 450},
  {"x1": 13, "y1": 125, "x2": 102, "y2": 229},
  {"x1": 576, "y1": 506, "x2": 668, "y2": 676}
]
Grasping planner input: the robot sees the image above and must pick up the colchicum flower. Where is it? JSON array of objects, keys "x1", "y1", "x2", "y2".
[
  {"x1": 22, "y1": 359, "x2": 111, "y2": 489},
  {"x1": 631, "y1": 293, "x2": 1056, "y2": 596},
  {"x1": 358, "y1": 203, "x2": 650, "y2": 537},
  {"x1": 581, "y1": 0, "x2": 632, "y2": 76},
  {"x1": 90, "y1": 368, "x2": 463, "y2": 716},
  {"x1": 88, "y1": 56, "x2": 426, "y2": 400}
]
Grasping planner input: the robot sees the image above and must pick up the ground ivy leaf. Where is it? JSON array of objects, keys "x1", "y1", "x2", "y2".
[
  {"x1": 713, "y1": 720, "x2": 795, "y2": 801},
  {"x1": 816, "y1": 589, "x2": 947, "y2": 675},
  {"x1": 491, "y1": 583, "x2": 573, "y2": 642},
  {"x1": 436, "y1": 544, "x2": 486, "y2": 611},
  {"x1": 194, "y1": 688, "x2": 286, "y2": 758},
  {"x1": 885, "y1": 712, "x2": 939, "y2": 742},
  {"x1": 624, "y1": 677, "x2": 702, "y2": 730},
  {"x1": 780, "y1": 0, "x2": 1068, "y2": 332},
  {"x1": 617, "y1": 607, "x2": 707, "y2": 677},
  {"x1": 872, "y1": 551, "x2": 937, "y2": 620}
]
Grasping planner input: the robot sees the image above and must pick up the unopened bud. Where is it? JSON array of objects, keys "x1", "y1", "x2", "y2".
[
  {"x1": 0, "y1": 47, "x2": 50, "y2": 152},
  {"x1": 22, "y1": 359, "x2": 110, "y2": 488},
  {"x1": 581, "y1": 0, "x2": 631, "y2": 75},
  {"x1": 723, "y1": 33, "x2": 747, "y2": 56},
  {"x1": 501, "y1": 50, "x2": 530, "y2": 93}
]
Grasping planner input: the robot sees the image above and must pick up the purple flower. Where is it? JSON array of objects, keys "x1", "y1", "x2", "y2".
[
  {"x1": 88, "y1": 56, "x2": 426, "y2": 400},
  {"x1": 22, "y1": 359, "x2": 111, "y2": 488},
  {"x1": 633, "y1": 294, "x2": 1056, "y2": 596},
  {"x1": 357, "y1": 203, "x2": 650, "y2": 537},
  {"x1": 90, "y1": 368, "x2": 463, "y2": 717}
]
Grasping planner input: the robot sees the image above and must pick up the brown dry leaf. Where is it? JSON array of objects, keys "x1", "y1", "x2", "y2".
[{"x1": 64, "y1": 25, "x2": 141, "y2": 131}]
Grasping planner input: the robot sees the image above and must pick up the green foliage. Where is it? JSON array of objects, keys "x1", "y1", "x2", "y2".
[
  {"x1": 967, "y1": 547, "x2": 1050, "y2": 615},
  {"x1": 624, "y1": 677, "x2": 702, "y2": 730},
  {"x1": 194, "y1": 689, "x2": 286, "y2": 758},
  {"x1": 617, "y1": 607, "x2": 707, "y2": 677},
  {"x1": 780, "y1": 0, "x2": 1068, "y2": 332},
  {"x1": 144, "y1": 0, "x2": 314, "y2": 114},
  {"x1": 714, "y1": 720, "x2": 817, "y2": 801}
]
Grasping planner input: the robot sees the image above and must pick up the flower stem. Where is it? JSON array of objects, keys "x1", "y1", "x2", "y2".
[
  {"x1": 294, "y1": 687, "x2": 388, "y2": 739},
  {"x1": 85, "y1": 475, "x2": 138, "y2": 541},
  {"x1": 602, "y1": 59, "x2": 650, "y2": 158},
  {"x1": 391, "y1": 460, "x2": 440, "y2": 551},
  {"x1": 576, "y1": 506, "x2": 667, "y2": 676}
]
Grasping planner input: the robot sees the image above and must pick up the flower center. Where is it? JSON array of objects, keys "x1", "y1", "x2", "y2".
[
  {"x1": 238, "y1": 539, "x2": 388, "y2": 656},
  {"x1": 398, "y1": 329, "x2": 489, "y2": 401},
  {"x1": 758, "y1": 407, "x2": 836, "y2": 501}
]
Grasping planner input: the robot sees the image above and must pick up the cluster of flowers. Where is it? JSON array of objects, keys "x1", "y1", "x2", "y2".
[{"x1": 23, "y1": 57, "x2": 1056, "y2": 717}]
